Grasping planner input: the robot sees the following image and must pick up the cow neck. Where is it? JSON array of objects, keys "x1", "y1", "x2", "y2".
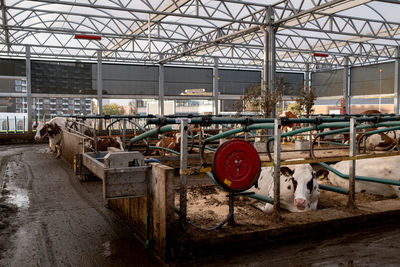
[{"x1": 47, "y1": 123, "x2": 62, "y2": 137}]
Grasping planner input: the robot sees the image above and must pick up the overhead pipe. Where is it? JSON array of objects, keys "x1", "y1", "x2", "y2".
[{"x1": 146, "y1": 116, "x2": 400, "y2": 125}]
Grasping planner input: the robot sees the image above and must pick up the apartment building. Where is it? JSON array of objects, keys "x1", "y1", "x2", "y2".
[{"x1": 33, "y1": 97, "x2": 92, "y2": 118}]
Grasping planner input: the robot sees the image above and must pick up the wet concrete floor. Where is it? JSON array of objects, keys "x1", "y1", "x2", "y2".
[{"x1": 0, "y1": 144, "x2": 399, "y2": 266}]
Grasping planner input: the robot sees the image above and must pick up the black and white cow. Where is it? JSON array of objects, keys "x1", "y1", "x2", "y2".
[
  {"x1": 248, "y1": 164, "x2": 328, "y2": 213},
  {"x1": 328, "y1": 156, "x2": 400, "y2": 197},
  {"x1": 34, "y1": 117, "x2": 67, "y2": 158}
]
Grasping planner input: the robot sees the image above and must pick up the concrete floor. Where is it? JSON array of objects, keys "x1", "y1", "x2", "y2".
[
  {"x1": 0, "y1": 144, "x2": 399, "y2": 266},
  {"x1": 0, "y1": 144, "x2": 163, "y2": 266}
]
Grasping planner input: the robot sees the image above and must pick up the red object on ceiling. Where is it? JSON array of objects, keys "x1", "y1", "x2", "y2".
[
  {"x1": 74, "y1": 34, "x2": 102, "y2": 40},
  {"x1": 313, "y1": 52, "x2": 329, "y2": 57}
]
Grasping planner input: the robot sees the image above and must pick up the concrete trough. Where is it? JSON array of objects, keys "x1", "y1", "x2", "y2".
[{"x1": 80, "y1": 151, "x2": 149, "y2": 199}]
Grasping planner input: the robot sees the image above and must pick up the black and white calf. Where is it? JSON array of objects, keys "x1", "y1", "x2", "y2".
[{"x1": 248, "y1": 164, "x2": 328, "y2": 213}]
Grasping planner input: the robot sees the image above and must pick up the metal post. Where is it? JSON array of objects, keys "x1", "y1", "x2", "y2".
[
  {"x1": 343, "y1": 57, "x2": 350, "y2": 114},
  {"x1": 179, "y1": 119, "x2": 188, "y2": 225},
  {"x1": 267, "y1": 24, "x2": 276, "y2": 106},
  {"x1": 348, "y1": 117, "x2": 356, "y2": 209},
  {"x1": 305, "y1": 63, "x2": 310, "y2": 88},
  {"x1": 159, "y1": 64, "x2": 165, "y2": 116},
  {"x1": 273, "y1": 118, "x2": 281, "y2": 218},
  {"x1": 26, "y1": 46, "x2": 32, "y2": 133},
  {"x1": 122, "y1": 119, "x2": 126, "y2": 150},
  {"x1": 261, "y1": 28, "x2": 267, "y2": 94},
  {"x1": 394, "y1": 47, "x2": 400, "y2": 115},
  {"x1": 305, "y1": 63, "x2": 313, "y2": 157},
  {"x1": 14, "y1": 116, "x2": 17, "y2": 133},
  {"x1": 97, "y1": 50, "x2": 103, "y2": 130},
  {"x1": 213, "y1": 57, "x2": 219, "y2": 115},
  {"x1": 379, "y1": 68, "x2": 383, "y2": 112},
  {"x1": 6, "y1": 116, "x2": 9, "y2": 133}
]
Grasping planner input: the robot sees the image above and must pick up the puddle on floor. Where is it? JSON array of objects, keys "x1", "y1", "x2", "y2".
[{"x1": 4, "y1": 161, "x2": 29, "y2": 209}]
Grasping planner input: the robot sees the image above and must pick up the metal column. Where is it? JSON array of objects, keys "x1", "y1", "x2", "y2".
[
  {"x1": 179, "y1": 119, "x2": 188, "y2": 225},
  {"x1": 273, "y1": 118, "x2": 281, "y2": 218},
  {"x1": 343, "y1": 57, "x2": 350, "y2": 114},
  {"x1": 394, "y1": 47, "x2": 400, "y2": 115},
  {"x1": 305, "y1": 63, "x2": 310, "y2": 88},
  {"x1": 97, "y1": 51, "x2": 103, "y2": 131},
  {"x1": 267, "y1": 24, "x2": 276, "y2": 100},
  {"x1": 262, "y1": 29, "x2": 268, "y2": 93},
  {"x1": 213, "y1": 57, "x2": 219, "y2": 115},
  {"x1": 348, "y1": 117, "x2": 356, "y2": 209},
  {"x1": 26, "y1": 46, "x2": 32, "y2": 133},
  {"x1": 97, "y1": 51, "x2": 103, "y2": 116},
  {"x1": 158, "y1": 64, "x2": 165, "y2": 116}
]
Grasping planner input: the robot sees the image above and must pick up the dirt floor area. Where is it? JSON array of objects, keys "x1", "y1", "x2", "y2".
[{"x1": 177, "y1": 183, "x2": 393, "y2": 231}]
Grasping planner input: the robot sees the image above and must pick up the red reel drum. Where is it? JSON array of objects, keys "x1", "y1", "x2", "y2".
[{"x1": 212, "y1": 139, "x2": 261, "y2": 192}]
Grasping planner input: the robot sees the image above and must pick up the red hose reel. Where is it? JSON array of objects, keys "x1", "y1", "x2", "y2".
[{"x1": 212, "y1": 139, "x2": 261, "y2": 192}]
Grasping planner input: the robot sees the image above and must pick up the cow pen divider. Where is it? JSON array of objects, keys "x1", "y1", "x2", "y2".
[{"x1": 129, "y1": 116, "x2": 400, "y2": 225}]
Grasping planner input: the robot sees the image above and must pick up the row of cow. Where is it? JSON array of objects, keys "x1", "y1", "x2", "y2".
[
  {"x1": 250, "y1": 110, "x2": 400, "y2": 213},
  {"x1": 34, "y1": 115, "x2": 399, "y2": 216},
  {"x1": 248, "y1": 156, "x2": 400, "y2": 214},
  {"x1": 34, "y1": 117, "x2": 123, "y2": 157}
]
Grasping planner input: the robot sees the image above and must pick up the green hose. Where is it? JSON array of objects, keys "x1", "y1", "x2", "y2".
[
  {"x1": 319, "y1": 184, "x2": 348, "y2": 194},
  {"x1": 205, "y1": 172, "x2": 273, "y2": 204},
  {"x1": 149, "y1": 146, "x2": 180, "y2": 156},
  {"x1": 205, "y1": 123, "x2": 274, "y2": 143},
  {"x1": 318, "y1": 162, "x2": 400, "y2": 186},
  {"x1": 130, "y1": 125, "x2": 178, "y2": 143}
]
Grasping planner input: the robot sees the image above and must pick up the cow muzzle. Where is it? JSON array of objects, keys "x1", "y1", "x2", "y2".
[{"x1": 294, "y1": 198, "x2": 307, "y2": 210}]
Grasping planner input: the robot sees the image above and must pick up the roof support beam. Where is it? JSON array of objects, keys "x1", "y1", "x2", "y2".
[
  {"x1": 157, "y1": 0, "x2": 374, "y2": 64},
  {"x1": 1, "y1": 0, "x2": 10, "y2": 52}
]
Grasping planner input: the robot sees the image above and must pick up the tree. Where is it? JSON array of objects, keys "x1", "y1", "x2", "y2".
[
  {"x1": 119, "y1": 105, "x2": 126, "y2": 115},
  {"x1": 128, "y1": 101, "x2": 137, "y2": 115},
  {"x1": 103, "y1": 103, "x2": 123, "y2": 115},
  {"x1": 236, "y1": 75, "x2": 285, "y2": 117},
  {"x1": 91, "y1": 100, "x2": 98, "y2": 114},
  {"x1": 295, "y1": 86, "x2": 317, "y2": 117}
]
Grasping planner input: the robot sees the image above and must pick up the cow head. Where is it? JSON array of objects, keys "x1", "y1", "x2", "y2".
[
  {"x1": 34, "y1": 122, "x2": 62, "y2": 141},
  {"x1": 281, "y1": 166, "x2": 328, "y2": 211},
  {"x1": 34, "y1": 121, "x2": 49, "y2": 141}
]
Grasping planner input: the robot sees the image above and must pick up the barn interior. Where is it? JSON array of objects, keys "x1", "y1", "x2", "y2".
[{"x1": 1, "y1": 0, "x2": 400, "y2": 265}]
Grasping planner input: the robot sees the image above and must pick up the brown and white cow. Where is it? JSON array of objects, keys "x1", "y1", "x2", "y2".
[
  {"x1": 85, "y1": 136, "x2": 124, "y2": 152},
  {"x1": 155, "y1": 133, "x2": 181, "y2": 155},
  {"x1": 328, "y1": 156, "x2": 400, "y2": 197},
  {"x1": 34, "y1": 117, "x2": 67, "y2": 158},
  {"x1": 277, "y1": 111, "x2": 299, "y2": 143},
  {"x1": 247, "y1": 164, "x2": 328, "y2": 213}
]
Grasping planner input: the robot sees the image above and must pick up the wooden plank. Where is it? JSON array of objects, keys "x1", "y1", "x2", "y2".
[
  {"x1": 149, "y1": 163, "x2": 175, "y2": 260},
  {"x1": 61, "y1": 131, "x2": 85, "y2": 165},
  {"x1": 107, "y1": 163, "x2": 174, "y2": 260},
  {"x1": 103, "y1": 166, "x2": 148, "y2": 199},
  {"x1": 81, "y1": 153, "x2": 105, "y2": 180}
]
